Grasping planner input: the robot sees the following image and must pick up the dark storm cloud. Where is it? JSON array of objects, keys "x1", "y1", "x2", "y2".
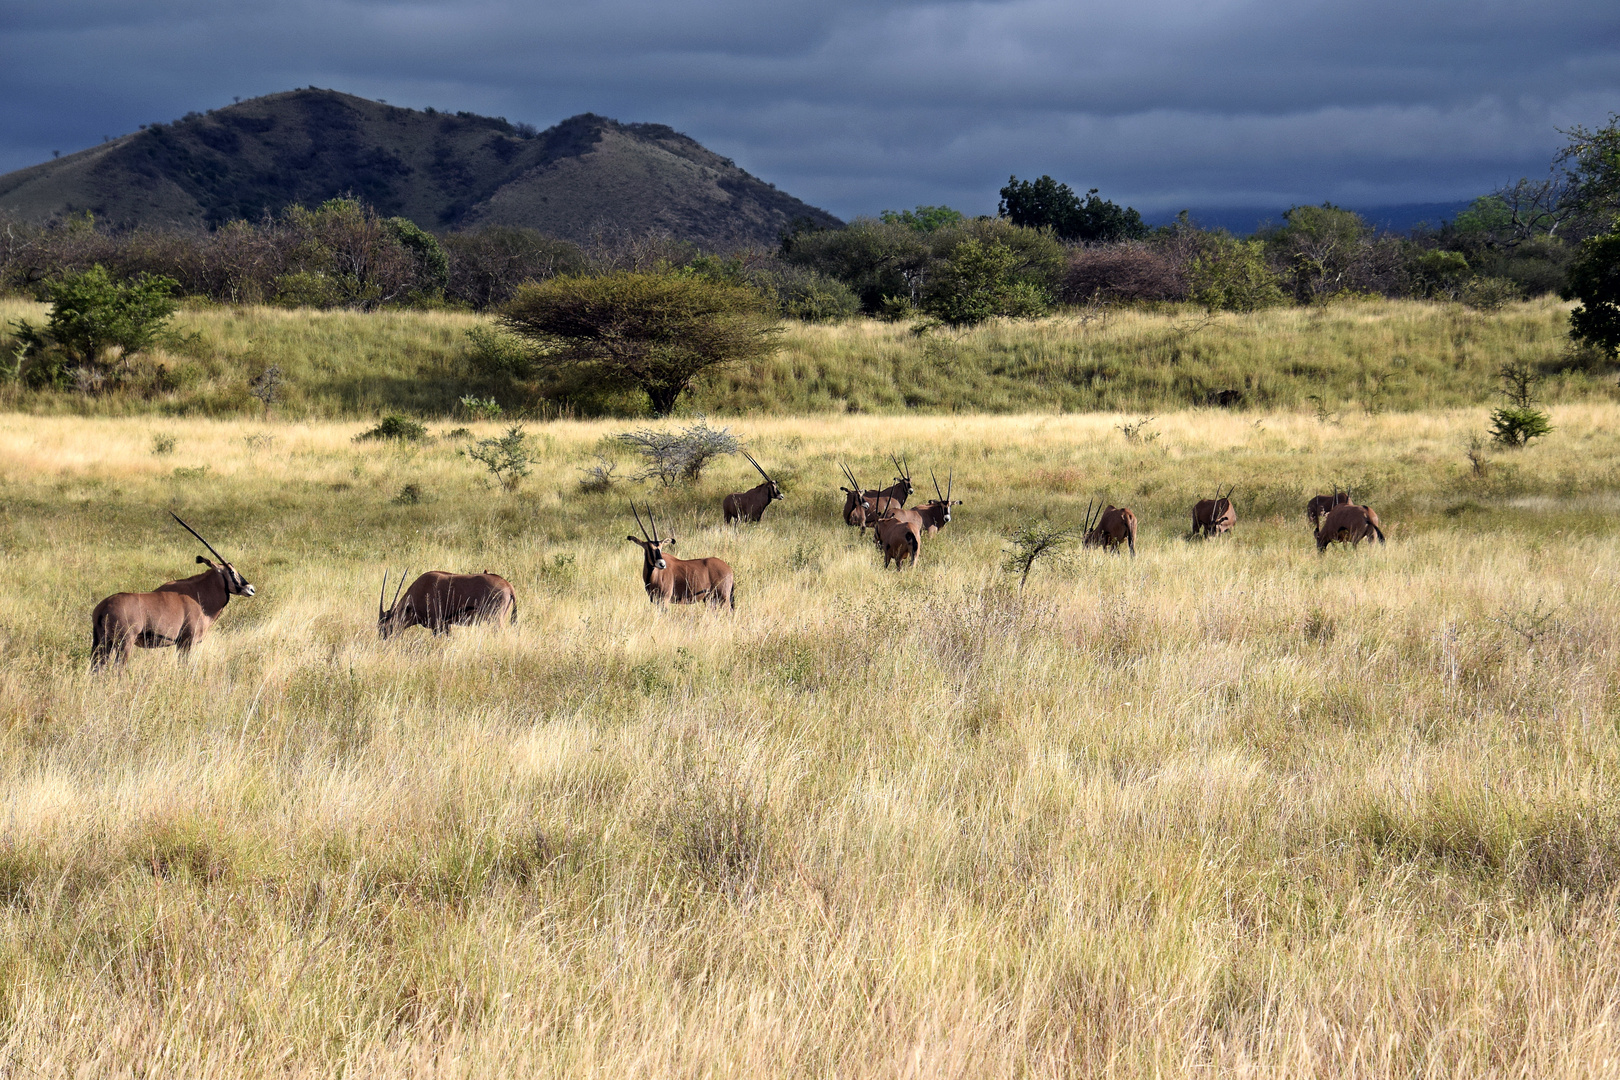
[{"x1": 3, "y1": 0, "x2": 1617, "y2": 218}]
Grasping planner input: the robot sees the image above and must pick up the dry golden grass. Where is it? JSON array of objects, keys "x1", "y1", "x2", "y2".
[{"x1": 1, "y1": 407, "x2": 1619, "y2": 1076}]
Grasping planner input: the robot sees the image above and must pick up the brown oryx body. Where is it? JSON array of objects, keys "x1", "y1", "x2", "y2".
[
  {"x1": 839, "y1": 464, "x2": 902, "y2": 530},
  {"x1": 90, "y1": 512, "x2": 255, "y2": 671},
  {"x1": 628, "y1": 503, "x2": 736, "y2": 608},
  {"x1": 1082, "y1": 501, "x2": 1138, "y2": 556},
  {"x1": 723, "y1": 449, "x2": 784, "y2": 524},
  {"x1": 378, "y1": 570, "x2": 516, "y2": 637},
  {"x1": 867, "y1": 455, "x2": 915, "y2": 507},
  {"x1": 1191, "y1": 487, "x2": 1236, "y2": 538},
  {"x1": 1316, "y1": 504, "x2": 1385, "y2": 551},
  {"x1": 1306, "y1": 491, "x2": 1350, "y2": 531},
  {"x1": 872, "y1": 515, "x2": 921, "y2": 571}
]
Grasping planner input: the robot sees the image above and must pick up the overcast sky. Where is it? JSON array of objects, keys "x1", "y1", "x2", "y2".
[{"x1": 3, "y1": 0, "x2": 1617, "y2": 220}]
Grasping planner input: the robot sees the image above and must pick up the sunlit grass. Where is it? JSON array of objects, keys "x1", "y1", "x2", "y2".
[
  {"x1": 1, "y1": 295, "x2": 1604, "y2": 419},
  {"x1": 1, "y1": 408, "x2": 1619, "y2": 1074}
]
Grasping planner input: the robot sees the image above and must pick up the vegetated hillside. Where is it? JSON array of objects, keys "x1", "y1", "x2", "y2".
[
  {"x1": 0, "y1": 296, "x2": 1600, "y2": 420},
  {"x1": 0, "y1": 89, "x2": 841, "y2": 248}
]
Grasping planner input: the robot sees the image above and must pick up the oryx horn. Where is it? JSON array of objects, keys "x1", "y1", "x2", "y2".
[
  {"x1": 169, "y1": 510, "x2": 230, "y2": 567},
  {"x1": 391, "y1": 568, "x2": 408, "y2": 614},
  {"x1": 931, "y1": 468, "x2": 944, "y2": 502},
  {"x1": 379, "y1": 570, "x2": 388, "y2": 620},
  {"x1": 742, "y1": 449, "x2": 770, "y2": 482},
  {"x1": 631, "y1": 501, "x2": 651, "y2": 542},
  {"x1": 946, "y1": 467, "x2": 953, "y2": 503}
]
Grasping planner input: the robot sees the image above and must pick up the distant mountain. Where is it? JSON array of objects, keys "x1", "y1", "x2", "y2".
[
  {"x1": 1148, "y1": 202, "x2": 1473, "y2": 236},
  {"x1": 0, "y1": 89, "x2": 842, "y2": 248}
]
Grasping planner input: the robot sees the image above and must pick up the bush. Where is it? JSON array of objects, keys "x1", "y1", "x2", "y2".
[
  {"x1": 442, "y1": 227, "x2": 588, "y2": 309},
  {"x1": 1489, "y1": 406, "x2": 1553, "y2": 447},
  {"x1": 1461, "y1": 276, "x2": 1523, "y2": 311},
  {"x1": 11, "y1": 265, "x2": 178, "y2": 389},
  {"x1": 617, "y1": 418, "x2": 738, "y2": 486},
  {"x1": 1060, "y1": 244, "x2": 1186, "y2": 304},
  {"x1": 745, "y1": 262, "x2": 860, "y2": 321},
  {"x1": 356, "y1": 415, "x2": 428, "y2": 441},
  {"x1": 467, "y1": 425, "x2": 533, "y2": 490},
  {"x1": 922, "y1": 238, "x2": 1051, "y2": 327},
  {"x1": 1187, "y1": 236, "x2": 1285, "y2": 313}
]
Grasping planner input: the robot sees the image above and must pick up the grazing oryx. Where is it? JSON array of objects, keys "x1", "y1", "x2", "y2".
[
  {"x1": 911, "y1": 469, "x2": 961, "y2": 535},
  {"x1": 872, "y1": 514, "x2": 921, "y2": 571},
  {"x1": 628, "y1": 503, "x2": 736, "y2": 608},
  {"x1": 1306, "y1": 491, "x2": 1350, "y2": 531},
  {"x1": 378, "y1": 569, "x2": 516, "y2": 638},
  {"x1": 1191, "y1": 487, "x2": 1236, "y2": 538},
  {"x1": 723, "y1": 449, "x2": 784, "y2": 524},
  {"x1": 1082, "y1": 500, "x2": 1138, "y2": 556},
  {"x1": 90, "y1": 512, "x2": 256, "y2": 671},
  {"x1": 1315, "y1": 503, "x2": 1385, "y2": 551}
]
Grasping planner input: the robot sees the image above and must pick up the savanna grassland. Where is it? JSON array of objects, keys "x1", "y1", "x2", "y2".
[
  {"x1": 1, "y1": 295, "x2": 1607, "y2": 418},
  {"x1": 3, "y1": 405, "x2": 1620, "y2": 1076}
]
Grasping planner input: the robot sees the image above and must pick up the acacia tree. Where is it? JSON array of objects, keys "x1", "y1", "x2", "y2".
[{"x1": 499, "y1": 271, "x2": 780, "y2": 416}]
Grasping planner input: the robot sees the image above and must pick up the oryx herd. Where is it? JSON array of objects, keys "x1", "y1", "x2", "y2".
[{"x1": 87, "y1": 454, "x2": 1387, "y2": 670}]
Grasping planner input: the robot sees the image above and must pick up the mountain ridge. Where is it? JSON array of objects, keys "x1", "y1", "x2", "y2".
[{"x1": 0, "y1": 89, "x2": 842, "y2": 248}]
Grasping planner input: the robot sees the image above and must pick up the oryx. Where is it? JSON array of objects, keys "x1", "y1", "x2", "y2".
[
  {"x1": 911, "y1": 468, "x2": 961, "y2": 535},
  {"x1": 1082, "y1": 500, "x2": 1138, "y2": 556},
  {"x1": 871, "y1": 515, "x2": 921, "y2": 571},
  {"x1": 1191, "y1": 487, "x2": 1236, "y2": 538},
  {"x1": 628, "y1": 503, "x2": 736, "y2": 608},
  {"x1": 1306, "y1": 491, "x2": 1350, "y2": 532},
  {"x1": 1315, "y1": 503, "x2": 1385, "y2": 551},
  {"x1": 90, "y1": 511, "x2": 256, "y2": 671},
  {"x1": 723, "y1": 449, "x2": 784, "y2": 524},
  {"x1": 839, "y1": 464, "x2": 896, "y2": 530},
  {"x1": 378, "y1": 568, "x2": 516, "y2": 638}
]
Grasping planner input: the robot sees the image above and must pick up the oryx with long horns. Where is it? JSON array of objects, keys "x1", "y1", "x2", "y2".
[
  {"x1": 377, "y1": 568, "x2": 516, "y2": 638},
  {"x1": 1082, "y1": 499, "x2": 1138, "y2": 556},
  {"x1": 628, "y1": 503, "x2": 736, "y2": 608},
  {"x1": 1191, "y1": 486, "x2": 1236, "y2": 538},
  {"x1": 911, "y1": 468, "x2": 961, "y2": 535},
  {"x1": 723, "y1": 448, "x2": 784, "y2": 524},
  {"x1": 839, "y1": 463, "x2": 895, "y2": 530},
  {"x1": 90, "y1": 511, "x2": 256, "y2": 671}
]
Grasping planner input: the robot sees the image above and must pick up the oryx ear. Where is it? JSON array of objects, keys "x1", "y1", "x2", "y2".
[
  {"x1": 664, "y1": 537, "x2": 677, "y2": 548},
  {"x1": 196, "y1": 555, "x2": 216, "y2": 567},
  {"x1": 627, "y1": 535, "x2": 640, "y2": 543}
]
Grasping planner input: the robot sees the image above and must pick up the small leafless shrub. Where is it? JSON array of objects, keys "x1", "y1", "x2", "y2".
[{"x1": 616, "y1": 418, "x2": 738, "y2": 487}]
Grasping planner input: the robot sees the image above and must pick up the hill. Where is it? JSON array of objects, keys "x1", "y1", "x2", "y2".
[{"x1": 0, "y1": 89, "x2": 842, "y2": 248}]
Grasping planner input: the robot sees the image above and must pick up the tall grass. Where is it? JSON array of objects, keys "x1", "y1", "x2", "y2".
[
  {"x1": 2, "y1": 408, "x2": 1620, "y2": 1075},
  {"x1": 1, "y1": 296, "x2": 1607, "y2": 419}
]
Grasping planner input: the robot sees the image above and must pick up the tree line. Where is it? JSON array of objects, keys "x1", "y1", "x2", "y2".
[{"x1": 3, "y1": 114, "x2": 1617, "y2": 415}]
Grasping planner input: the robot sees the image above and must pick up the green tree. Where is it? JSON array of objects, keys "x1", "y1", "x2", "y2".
[
  {"x1": 1186, "y1": 236, "x2": 1285, "y2": 313},
  {"x1": 880, "y1": 206, "x2": 966, "y2": 232},
  {"x1": 384, "y1": 216, "x2": 449, "y2": 295},
  {"x1": 922, "y1": 239, "x2": 1050, "y2": 327},
  {"x1": 1563, "y1": 226, "x2": 1620, "y2": 358},
  {"x1": 500, "y1": 271, "x2": 781, "y2": 416},
  {"x1": 1262, "y1": 203, "x2": 1370, "y2": 302},
  {"x1": 12, "y1": 265, "x2": 178, "y2": 386},
  {"x1": 998, "y1": 175, "x2": 1148, "y2": 243}
]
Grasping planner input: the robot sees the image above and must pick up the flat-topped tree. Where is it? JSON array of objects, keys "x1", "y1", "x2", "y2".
[{"x1": 500, "y1": 270, "x2": 781, "y2": 416}]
